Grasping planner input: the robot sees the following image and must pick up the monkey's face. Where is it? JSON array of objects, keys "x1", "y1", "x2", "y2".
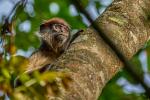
[{"x1": 40, "y1": 23, "x2": 70, "y2": 53}]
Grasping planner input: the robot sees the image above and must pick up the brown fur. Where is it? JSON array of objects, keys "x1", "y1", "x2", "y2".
[{"x1": 26, "y1": 47, "x2": 58, "y2": 72}]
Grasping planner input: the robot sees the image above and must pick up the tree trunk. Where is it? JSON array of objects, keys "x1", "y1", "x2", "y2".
[{"x1": 48, "y1": 0, "x2": 150, "y2": 99}]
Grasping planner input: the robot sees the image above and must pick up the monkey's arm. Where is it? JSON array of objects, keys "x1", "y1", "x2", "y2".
[
  {"x1": 27, "y1": 52, "x2": 47, "y2": 72},
  {"x1": 26, "y1": 49, "x2": 57, "y2": 73}
]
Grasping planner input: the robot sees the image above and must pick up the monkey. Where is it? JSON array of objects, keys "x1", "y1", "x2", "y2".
[{"x1": 26, "y1": 18, "x2": 82, "y2": 73}]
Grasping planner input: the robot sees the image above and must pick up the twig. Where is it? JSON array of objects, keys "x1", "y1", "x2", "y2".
[{"x1": 1, "y1": 0, "x2": 27, "y2": 35}]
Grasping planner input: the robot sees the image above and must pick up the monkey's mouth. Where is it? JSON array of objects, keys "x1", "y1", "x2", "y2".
[{"x1": 54, "y1": 34, "x2": 66, "y2": 44}]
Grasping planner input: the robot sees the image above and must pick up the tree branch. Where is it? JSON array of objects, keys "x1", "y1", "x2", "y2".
[{"x1": 71, "y1": 0, "x2": 150, "y2": 98}]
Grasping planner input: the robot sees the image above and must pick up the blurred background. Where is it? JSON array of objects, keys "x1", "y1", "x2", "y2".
[{"x1": 0, "y1": 0, "x2": 150, "y2": 99}]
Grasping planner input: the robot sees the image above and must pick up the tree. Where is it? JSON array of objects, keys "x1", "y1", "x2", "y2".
[{"x1": 0, "y1": 0, "x2": 150, "y2": 99}]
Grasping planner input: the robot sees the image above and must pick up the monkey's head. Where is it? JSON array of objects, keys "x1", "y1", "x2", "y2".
[{"x1": 40, "y1": 18, "x2": 70, "y2": 53}]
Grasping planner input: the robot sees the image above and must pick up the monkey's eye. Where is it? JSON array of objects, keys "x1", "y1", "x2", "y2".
[
  {"x1": 52, "y1": 24, "x2": 61, "y2": 32},
  {"x1": 61, "y1": 25, "x2": 69, "y2": 32}
]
